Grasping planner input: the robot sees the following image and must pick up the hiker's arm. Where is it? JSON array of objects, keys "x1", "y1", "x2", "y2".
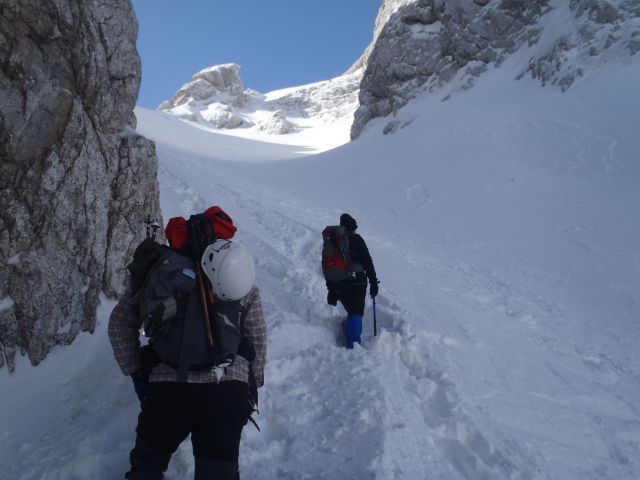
[
  {"x1": 244, "y1": 287, "x2": 267, "y2": 387},
  {"x1": 325, "y1": 279, "x2": 337, "y2": 299},
  {"x1": 353, "y1": 234, "x2": 377, "y2": 284},
  {"x1": 108, "y1": 291, "x2": 142, "y2": 376}
]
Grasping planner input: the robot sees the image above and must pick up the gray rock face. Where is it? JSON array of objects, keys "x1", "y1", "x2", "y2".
[
  {"x1": 162, "y1": 63, "x2": 247, "y2": 109},
  {"x1": 351, "y1": 0, "x2": 548, "y2": 138},
  {"x1": 347, "y1": 0, "x2": 413, "y2": 73},
  {"x1": 352, "y1": 0, "x2": 640, "y2": 138},
  {"x1": 0, "y1": 0, "x2": 161, "y2": 371},
  {"x1": 527, "y1": 1, "x2": 640, "y2": 90}
]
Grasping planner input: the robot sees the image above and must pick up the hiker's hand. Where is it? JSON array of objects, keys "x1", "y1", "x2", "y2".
[
  {"x1": 369, "y1": 280, "x2": 379, "y2": 298},
  {"x1": 327, "y1": 291, "x2": 338, "y2": 306},
  {"x1": 139, "y1": 344, "x2": 160, "y2": 376},
  {"x1": 131, "y1": 370, "x2": 149, "y2": 404}
]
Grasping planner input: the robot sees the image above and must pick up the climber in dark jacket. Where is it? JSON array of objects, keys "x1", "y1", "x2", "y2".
[{"x1": 326, "y1": 213, "x2": 378, "y2": 348}]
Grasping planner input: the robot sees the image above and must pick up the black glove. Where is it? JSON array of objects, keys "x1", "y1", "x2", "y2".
[
  {"x1": 139, "y1": 344, "x2": 161, "y2": 375},
  {"x1": 131, "y1": 345, "x2": 160, "y2": 404},
  {"x1": 369, "y1": 280, "x2": 379, "y2": 298},
  {"x1": 327, "y1": 290, "x2": 338, "y2": 306}
]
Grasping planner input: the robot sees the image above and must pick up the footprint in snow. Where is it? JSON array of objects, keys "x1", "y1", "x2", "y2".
[{"x1": 406, "y1": 184, "x2": 431, "y2": 211}]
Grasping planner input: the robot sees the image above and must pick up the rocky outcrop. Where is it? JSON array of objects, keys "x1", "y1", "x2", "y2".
[
  {"x1": 160, "y1": 63, "x2": 248, "y2": 110},
  {"x1": 351, "y1": 0, "x2": 549, "y2": 138},
  {"x1": 159, "y1": 63, "x2": 258, "y2": 129},
  {"x1": 526, "y1": 0, "x2": 640, "y2": 89},
  {"x1": 0, "y1": 0, "x2": 161, "y2": 371},
  {"x1": 347, "y1": 0, "x2": 413, "y2": 73},
  {"x1": 351, "y1": 0, "x2": 640, "y2": 138}
]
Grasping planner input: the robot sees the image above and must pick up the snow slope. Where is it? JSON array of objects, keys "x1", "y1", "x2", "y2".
[{"x1": 2, "y1": 47, "x2": 640, "y2": 480}]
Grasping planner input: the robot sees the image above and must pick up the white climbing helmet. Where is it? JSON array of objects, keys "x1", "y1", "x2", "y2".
[{"x1": 201, "y1": 239, "x2": 256, "y2": 301}]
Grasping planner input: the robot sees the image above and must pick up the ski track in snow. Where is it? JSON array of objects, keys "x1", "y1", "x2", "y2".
[{"x1": 157, "y1": 156, "x2": 532, "y2": 480}]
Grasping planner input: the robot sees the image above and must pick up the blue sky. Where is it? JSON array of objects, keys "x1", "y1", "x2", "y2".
[{"x1": 132, "y1": 0, "x2": 381, "y2": 108}]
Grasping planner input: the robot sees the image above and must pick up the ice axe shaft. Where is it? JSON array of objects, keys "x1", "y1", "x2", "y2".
[
  {"x1": 196, "y1": 264, "x2": 214, "y2": 348},
  {"x1": 373, "y1": 297, "x2": 377, "y2": 336},
  {"x1": 188, "y1": 216, "x2": 215, "y2": 348}
]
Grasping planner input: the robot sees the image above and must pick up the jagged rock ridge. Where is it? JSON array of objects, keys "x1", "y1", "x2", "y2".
[
  {"x1": 352, "y1": 0, "x2": 640, "y2": 138},
  {"x1": 0, "y1": 0, "x2": 161, "y2": 370}
]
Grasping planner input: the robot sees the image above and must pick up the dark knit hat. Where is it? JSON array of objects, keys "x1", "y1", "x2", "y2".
[{"x1": 340, "y1": 213, "x2": 357, "y2": 231}]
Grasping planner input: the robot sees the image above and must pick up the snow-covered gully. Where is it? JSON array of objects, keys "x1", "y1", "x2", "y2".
[
  {"x1": 156, "y1": 138, "x2": 530, "y2": 480},
  {"x1": 1, "y1": 60, "x2": 639, "y2": 479}
]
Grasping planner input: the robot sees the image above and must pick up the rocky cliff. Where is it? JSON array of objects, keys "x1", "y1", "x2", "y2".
[
  {"x1": 0, "y1": 0, "x2": 161, "y2": 370},
  {"x1": 352, "y1": 0, "x2": 640, "y2": 138}
]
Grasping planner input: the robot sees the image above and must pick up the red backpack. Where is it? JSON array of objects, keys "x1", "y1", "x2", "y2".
[
  {"x1": 165, "y1": 205, "x2": 237, "y2": 249},
  {"x1": 321, "y1": 225, "x2": 363, "y2": 283}
]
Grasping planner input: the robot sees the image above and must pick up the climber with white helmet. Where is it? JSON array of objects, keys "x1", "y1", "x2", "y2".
[
  {"x1": 108, "y1": 206, "x2": 266, "y2": 480},
  {"x1": 201, "y1": 239, "x2": 256, "y2": 302}
]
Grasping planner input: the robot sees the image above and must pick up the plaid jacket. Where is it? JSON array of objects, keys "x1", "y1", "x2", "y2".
[{"x1": 108, "y1": 286, "x2": 266, "y2": 386}]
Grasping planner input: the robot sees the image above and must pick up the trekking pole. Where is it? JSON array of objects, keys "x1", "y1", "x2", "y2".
[{"x1": 373, "y1": 296, "x2": 377, "y2": 337}]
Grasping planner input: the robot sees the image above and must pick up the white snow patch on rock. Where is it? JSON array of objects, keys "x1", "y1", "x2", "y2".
[{"x1": 0, "y1": 297, "x2": 15, "y2": 313}]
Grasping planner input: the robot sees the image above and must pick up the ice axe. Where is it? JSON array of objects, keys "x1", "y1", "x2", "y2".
[{"x1": 145, "y1": 214, "x2": 161, "y2": 240}]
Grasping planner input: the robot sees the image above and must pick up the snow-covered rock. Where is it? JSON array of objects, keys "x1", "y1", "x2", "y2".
[
  {"x1": 527, "y1": 0, "x2": 640, "y2": 89},
  {"x1": 200, "y1": 103, "x2": 249, "y2": 129},
  {"x1": 0, "y1": 0, "x2": 161, "y2": 370},
  {"x1": 160, "y1": 63, "x2": 260, "y2": 128},
  {"x1": 256, "y1": 110, "x2": 294, "y2": 134},
  {"x1": 266, "y1": 71, "x2": 362, "y2": 123},
  {"x1": 159, "y1": 64, "x2": 362, "y2": 147},
  {"x1": 351, "y1": 0, "x2": 640, "y2": 138},
  {"x1": 163, "y1": 63, "x2": 248, "y2": 109}
]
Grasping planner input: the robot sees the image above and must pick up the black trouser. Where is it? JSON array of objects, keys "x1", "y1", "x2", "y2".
[
  {"x1": 127, "y1": 381, "x2": 248, "y2": 480},
  {"x1": 337, "y1": 283, "x2": 367, "y2": 315}
]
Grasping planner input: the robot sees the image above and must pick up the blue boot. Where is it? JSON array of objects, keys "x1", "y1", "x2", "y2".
[{"x1": 345, "y1": 314, "x2": 362, "y2": 349}]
